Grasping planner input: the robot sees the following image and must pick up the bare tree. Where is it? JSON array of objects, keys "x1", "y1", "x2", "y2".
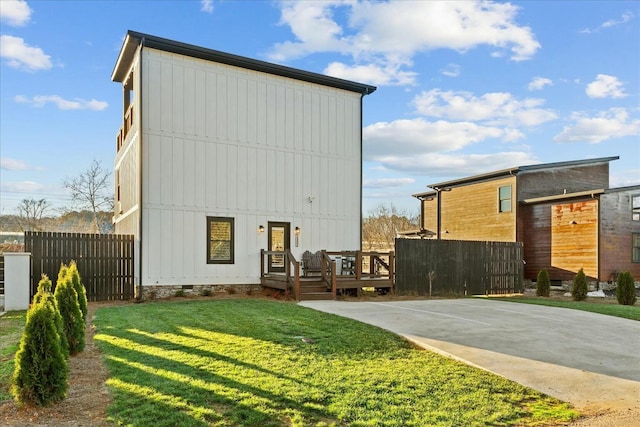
[
  {"x1": 15, "y1": 198, "x2": 50, "y2": 231},
  {"x1": 362, "y1": 203, "x2": 419, "y2": 250},
  {"x1": 63, "y1": 159, "x2": 113, "y2": 233}
]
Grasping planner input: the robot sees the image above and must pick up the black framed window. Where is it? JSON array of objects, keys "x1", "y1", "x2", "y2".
[
  {"x1": 632, "y1": 195, "x2": 640, "y2": 221},
  {"x1": 498, "y1": 185, "x2": 512, "y2": 213},
  {"x1": 633, "y1": 233, "x2": 640, "y2": 263},
  {"x1": 207, "y1": 216, "x2": 234, "y2": 264}
]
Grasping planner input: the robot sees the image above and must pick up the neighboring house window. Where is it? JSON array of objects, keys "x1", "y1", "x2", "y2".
[
  {"x1": 633, "y1": 195, "x2": 640, "y2": 221},
  {"x1": 207, "y1": 217, "x2": 234, "y2": 264},
  {"x1": 633, "y1": 233, "x2": 640, "y2": 263},
  {"x1": 498, "y1": 185, "x2": 512, "y2": 212}
]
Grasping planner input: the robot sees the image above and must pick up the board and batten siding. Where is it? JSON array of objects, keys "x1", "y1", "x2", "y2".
[{"x1": 139, "y1": 47, "x2": 362, "y2": 285}]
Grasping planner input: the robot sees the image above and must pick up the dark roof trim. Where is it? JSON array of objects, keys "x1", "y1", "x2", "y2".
[
  {"x1": 604, "y1": 185, "x2": 640, "y2": 194},
  {"x1": 412, "y1": 190, "x2": 436, "y2": 199},
  {"x1": 426, "y1": 156, "x2": 619, "y2": 189},
  {"x1": 112, "y1": 31, "x2": 377, "y2": 95}
]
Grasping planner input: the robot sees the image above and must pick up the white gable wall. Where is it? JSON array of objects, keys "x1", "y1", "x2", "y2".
[{"x1": 140, "y1": 47, "x2": 362, "y2": 286}]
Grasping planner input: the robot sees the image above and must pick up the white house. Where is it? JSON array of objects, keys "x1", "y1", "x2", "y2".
[{"x1": 111, "y1": 31, "x2": 376, "y2": 297}]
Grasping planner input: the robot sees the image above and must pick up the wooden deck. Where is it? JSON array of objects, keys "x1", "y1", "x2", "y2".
[{"x1": 260, "y1": 249, "x2": 394, "y2": 301}]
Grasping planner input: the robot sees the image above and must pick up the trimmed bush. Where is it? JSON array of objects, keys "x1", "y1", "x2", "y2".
[
  {"x1": 11, "y1": 298, "x2": 69, "y2": 406},
  {"x1": 33, "y1": 275, "x2": 69, "y2": 358},
  {"x1": 536, "y1": 269, "x2": 550, "y2": 297},
  {"x1": 54, "y1": 266, "x2": 85, "y2": 355},
  {"x1": 68, "y1": 261, "x2": 88, "y2": 321},
  {"x1": 571, "y1": 268, "x2": 588, "y2": 301},
  {"x1": 616, "y1": 271, "x2": 637, "y2": 306}
]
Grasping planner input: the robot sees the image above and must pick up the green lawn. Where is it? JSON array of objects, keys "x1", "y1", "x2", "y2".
[
  {"x1": 93, "y1": 299, "x2": 577, "y2": 427},
  {"x1": 494, "y1": 296, "x2": 640, "y2": 321},
  {"x1": 0, "y1": 311, "x2": 26, "y2": 401}
]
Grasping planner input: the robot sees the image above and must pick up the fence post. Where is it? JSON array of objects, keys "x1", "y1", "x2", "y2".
[{"x1": 4, "y1": 253, "x2": 32, "y2": 311}]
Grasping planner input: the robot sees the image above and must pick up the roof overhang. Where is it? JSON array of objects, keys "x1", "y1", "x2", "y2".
[
  {"x1": 522, "y1": 189, "x2": 605, "y2": 204},
  {"x1": 397, "y1": 228, "x2": 436, "y2": 238},
  {"x1": 112, "y1": 30, "x2": 377, "y2": 95}
]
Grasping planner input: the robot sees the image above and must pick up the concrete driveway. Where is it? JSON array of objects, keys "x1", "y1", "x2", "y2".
[{"x1": 299, "y1": 298, "x2": 640, "y2": 412}]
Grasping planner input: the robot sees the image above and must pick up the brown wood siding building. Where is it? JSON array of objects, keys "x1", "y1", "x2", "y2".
[
  {"x1": 522, "y1": 198, "x2": 598, "y2": 280},
  {"x1": 599, "y1": 188, "x2": 640, "y2": 281},
  {"x1": 413, "y1": 157, "x2": 640, "y2": 283},
  {"x1": 421, "y1": 176, "x2": 516, "y2": 242}
]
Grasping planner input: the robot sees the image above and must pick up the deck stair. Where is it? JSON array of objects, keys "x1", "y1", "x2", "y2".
[{"x1": 298, "y1": 278, "x2": 332, "y2": 301}]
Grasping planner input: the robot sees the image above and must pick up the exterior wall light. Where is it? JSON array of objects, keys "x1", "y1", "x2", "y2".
[
  {"x1": 258, "y1": 225, "x2": 265, "y2": 233},
  {"x1": 295, "y1": 227, "x2": 300, "y2": 247}
]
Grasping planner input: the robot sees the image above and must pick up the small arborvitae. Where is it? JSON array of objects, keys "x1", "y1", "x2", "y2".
[
  {"x1": 68, "y1": 261, "x2": 88, "y2": 322},
  {"x1": 54, "y1": 265, "x2": 85, "y2": 355},
  {"x1": 11, "y1": 298, "x2": 69, "y2": 406},
  {"x1": 616, "y1": 271, "x2": 637, "y2": 306},
  {"x1": 33, "y1": 274, "x2": 69, "y2": 358},
  {"x1": 536, "y1": 269, "x2": 550, "y2": 297},
  {"x1": 571, "y1": 268, "x2": 588, "y2": 301}
]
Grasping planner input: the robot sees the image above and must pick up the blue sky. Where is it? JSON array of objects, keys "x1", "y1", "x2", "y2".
[{"x1": 1, "y1": 0, "x2": 639, "y2": 217}]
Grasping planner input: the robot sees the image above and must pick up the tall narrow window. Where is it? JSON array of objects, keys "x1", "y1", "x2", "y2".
[
  {"x1": 207, "y1": 217, "x2": 234, "y2": 264},
  {"x1": 498, "y1": 185, "x2": 512, "y2": 213},
  {"x1": 632, "y1": 195, "x2": 640, "y2": 221},
  {"x1": 633, "y1": 233, "x2": 640, "y2": 263}
]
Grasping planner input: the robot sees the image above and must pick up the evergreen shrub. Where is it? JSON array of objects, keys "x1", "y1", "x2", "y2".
[
  {"x1": 11, "y1": 299, "x2": 69, "y2": 406},
  {"x1": 54, "y1": 265, "x2": 85, "y2": 355},
  {"x1": 68, "y1": 261, "x2": 88, "y2": 321},
  {"x1": 571, "y1": 268, "x2": 588, "y2": 301},
  {"x1": 536, "y1": 269, "x2": 550, "y2": 297},
  {"x1": 33, "y1": 275, "x2": 69, "y2": 358},
  {"x1": 616, "y1": 271, "x2": 637, "y2": 306}
]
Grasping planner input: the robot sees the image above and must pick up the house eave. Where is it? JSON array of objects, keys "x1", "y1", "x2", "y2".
[
  {"x1": 522, "y1": 189, "x2": 606, "y2": 204},
  {"x1": 112, "y1": 30, "x2": 377, "y2": 95}
]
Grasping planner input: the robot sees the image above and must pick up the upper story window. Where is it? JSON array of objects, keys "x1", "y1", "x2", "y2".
[
  {"x1": 632, "y1": 195, "x2": 640, "y2": 221},
  {"x1": 207, "y1": 216, "x2": 234, "y2": 264},
  {"x1": 498, "y1": 185, "x2": 512, "y2": 213}
]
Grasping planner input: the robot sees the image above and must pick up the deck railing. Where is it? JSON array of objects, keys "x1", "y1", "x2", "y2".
[
  {"x1": 260, "y1": 249, "x2": 301, "y2": 299},
  {"x1": 261, "y1": 249, "x2": 394, "y2": 300},
  {"x1": 116, "y1": 104, "x2": 134, "y2": 152}
]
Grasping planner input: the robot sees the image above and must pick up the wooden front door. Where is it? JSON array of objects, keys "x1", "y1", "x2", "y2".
[{"x1": 268, "y1": 222, "x2": 290, "y2": 273}]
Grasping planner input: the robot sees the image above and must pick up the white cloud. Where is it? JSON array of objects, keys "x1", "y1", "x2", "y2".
[
  {"x1": 0, "y1": 0, "x2": 31, "y2": 26},
  {"x1": 201, "y1": 0, "x2": 213, "y2": 14},
  {"x1": 15, "y1": 94, "x2": 108, "y2": 111},
  {"x1": 363, "y1": 118, "x2": 520, "y2": 161},
  {"x1": 0, "y1": 180, "x2": 47, "y2": 193},
  {"x1": 582, "y1": 11, "x2": 634, "y2": 33},
  {"x1": 270, "y1": 1, "x2": 540, "y2": 86},
  {"x1": 1, "y1": 157, "x2": 28, "y2": 171},
  {"x1": 324, "y1": 61, "x2": 417, "y2": 86},
  {"x1": 363, "y1": 178, "x2": 415, "y2": 189},
  {"x1": 585, "y1": 74, "x2": 627, "y2": 98},
  {"x1": 0, "y1": 35, "x2": 52, "y2": 71},
  {"x1": 602, "y1": 11, "x2": 634, "y2": 28},
  {"x1": 528, "y1": 76, "x2": 552, "y2": 91},
  {"x1": 441, "y1": 63, "x2": 461, "y2": 78},
  {"x1": 553, "y1": 108, "x2": 640, "y2": 143},
  {"x1": 413, "y1": 89, "x2": 557, "y2": 127},
  {"x1": 368, "y1": 151, "x2": 537, "y2": 177}
]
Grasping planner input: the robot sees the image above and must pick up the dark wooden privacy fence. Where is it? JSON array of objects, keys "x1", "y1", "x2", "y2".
[
  {"x1": 25, "y1": 231, "x2": 134, "y2": 302},
  {"x1": 395, "y1": 239, "x2": 523, "y2": 296}
]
